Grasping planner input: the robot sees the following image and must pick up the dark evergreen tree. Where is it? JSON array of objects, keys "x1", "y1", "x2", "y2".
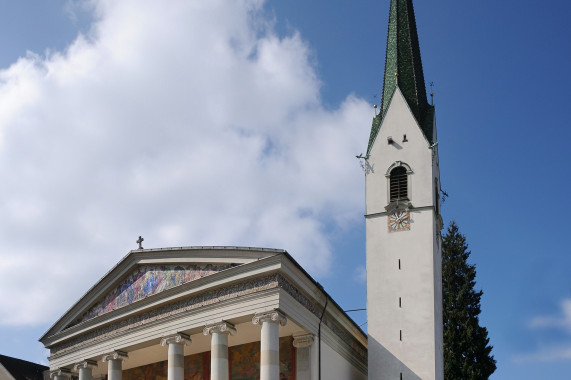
[{"x1": 442, "y1": 221, "x2": 496, "y2": 380}]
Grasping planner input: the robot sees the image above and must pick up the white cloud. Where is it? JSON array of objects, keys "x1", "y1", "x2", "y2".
[
  {"x1": 354, "y1": 265, "x2": 366, "y2": 284},
  {"x1": 513, "y1": 345, "x2": 571, "y2": 363},
  {"x1": 530, "y1": 298, "x2": 571, "y2": 334},
  {"x1": 513, "y1": 298, "x2": 571, "y2": 363},
  {"x1": 0, "y1": 0, "x2": 370, "y2": 326}
]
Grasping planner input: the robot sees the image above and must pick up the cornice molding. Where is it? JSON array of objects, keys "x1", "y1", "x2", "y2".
[
  {"x1": 47, "y1": 272, "x2": 366, "y2": 368},
  {"x1": 366, "y1": 204, "x2": 435, "y2": 219},
  {"x1": 321, "y1": 311, "x2": 367, "y2": 366},
  {"x1": 48, "y1": 274, "x2": 281, "y2": 358}
]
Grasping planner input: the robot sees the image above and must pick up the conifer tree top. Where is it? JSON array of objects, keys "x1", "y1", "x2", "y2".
[
  {"x1": 442, "y1": 222, "x2": 497, "y2": 379},
  {"x1": 368, "y1": 0, "x2": 434, "y2": 154}
]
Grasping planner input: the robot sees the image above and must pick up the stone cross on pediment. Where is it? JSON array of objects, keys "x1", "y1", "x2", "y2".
[{"x1": 136, "y1": 236, "x2": 144, "y2": 249}]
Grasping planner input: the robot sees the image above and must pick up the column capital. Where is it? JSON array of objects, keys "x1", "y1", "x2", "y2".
[
  {"x1": 102, "y1": 350, "x2": 128, "y2": 362},
  {"x1": 203, "y1": 321, "x2": 237, "y2": 336},
  {"x1": 252, "y1": 309, "x2": 287, "y2": 326},
  {"x1": 292, "y1": 333, "x2": 315, "y2": 348},
  {"x1": 50, "y1": 368, "x2": 72, "y2": 379},
  {"x1": 74, "y1": 359, "x2": 98, "y2": 370},
  {"x1": 160, "y1": 332, "x2": 192, "y2": 346}
]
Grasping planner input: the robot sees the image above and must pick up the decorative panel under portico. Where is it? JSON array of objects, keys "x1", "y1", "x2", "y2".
[
  {"x1": 123, "y1": 351, "x2": 209, "y2": 380},
  {"x1": 121, "y1": 337, "x2": 294, "y2": 380}
]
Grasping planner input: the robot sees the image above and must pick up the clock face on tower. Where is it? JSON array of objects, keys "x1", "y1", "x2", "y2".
[{"x1": 387, "y1": 210, "x2": 410, "y2": 232}]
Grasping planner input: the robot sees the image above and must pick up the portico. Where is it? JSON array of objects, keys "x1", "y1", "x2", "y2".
[{"x1": 41, "y1": 247, "x2": 367, "y2": 380}]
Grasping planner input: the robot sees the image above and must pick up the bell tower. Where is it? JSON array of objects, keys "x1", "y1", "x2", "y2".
[{"x1": 365, "y1": 0, "x2": 443, "y2": 379}]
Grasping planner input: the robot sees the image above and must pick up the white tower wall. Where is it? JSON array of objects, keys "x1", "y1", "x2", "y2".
[{"x1": 366, "y1": 88, "x2": 443, "y2": 380}]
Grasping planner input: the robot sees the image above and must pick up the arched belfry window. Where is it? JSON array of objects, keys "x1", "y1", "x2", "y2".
[
  {"x1": 385, "y1": 162, "x2": 412, "y2": 209},
  {"x1": 390, "y1": 166, "x2": 409, "y2": 201}
]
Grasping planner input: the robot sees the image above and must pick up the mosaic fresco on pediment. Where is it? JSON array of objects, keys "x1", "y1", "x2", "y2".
[{"x1": 78, "y1": 264, "x2": 235, "y2": 324}]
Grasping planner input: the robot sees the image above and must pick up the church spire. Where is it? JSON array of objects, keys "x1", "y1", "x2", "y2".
[{"x1": 367, "y1": 0, "x2": 432, "y2": 154}]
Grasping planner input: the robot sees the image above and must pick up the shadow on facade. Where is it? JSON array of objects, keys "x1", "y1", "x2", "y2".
[{"x1": 368, "y1": 336, "x2": 422, "y2": 380}]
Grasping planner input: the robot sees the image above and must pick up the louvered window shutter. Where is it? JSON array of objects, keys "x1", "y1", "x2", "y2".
[{"x1": 390, "y1": 167, "x2": 408, "y2": 201}]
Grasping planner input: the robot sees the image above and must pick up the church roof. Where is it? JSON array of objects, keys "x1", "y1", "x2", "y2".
[
  {"x1": 0, "y1": 355, "x2": 48, "y2": 380},
  {"x1": 367, "y1": 0, "x2": 434, "y2": 154}
]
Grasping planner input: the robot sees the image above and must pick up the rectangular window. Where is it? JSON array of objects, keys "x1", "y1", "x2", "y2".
[
  {"x1": 398, "y1": 259, "x2": 401, "y2": 270},
  {"x1": 400, "y1": 330, "x2": 402, "y2": 341},
  {"x1": 399, "y1": 297, "x2": 402, "y2": 308}
]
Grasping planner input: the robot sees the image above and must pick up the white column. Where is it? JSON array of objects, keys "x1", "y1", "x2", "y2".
[
  {"x1": 160, "y1": 333, "x2": 192, "y2": 380},
  {"x1": 203, "y1": 321, "x2": 237, "y2": 380},
  {"x1": 293, "y1": 333, "x2": 316, "y2": 380},
  {"x1": 102, "y1": 351, "x2": 128, "y2": 380},
  {"x1": 50, "y1": 368, "x2": 72, "y2": 380},
  {"x1": 74, "y1": 360, "x2": 98, "y2": 380},
  {"x1": 252, "y1": 310, "x2": 287, "y2": 380}
]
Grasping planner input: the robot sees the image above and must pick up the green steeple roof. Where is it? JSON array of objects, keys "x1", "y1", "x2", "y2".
[{"x1": 367, "y1": 0, "x2": 434, "y2": 154}]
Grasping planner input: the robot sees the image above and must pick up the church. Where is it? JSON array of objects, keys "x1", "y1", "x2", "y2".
[{"x1": 40, "y1": 0, "x2": 443, "y2": 379}]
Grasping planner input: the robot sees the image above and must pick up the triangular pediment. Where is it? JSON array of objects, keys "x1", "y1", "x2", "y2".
[{"x1": 41, "y1": 246, "x2": 283, "y2": 342}]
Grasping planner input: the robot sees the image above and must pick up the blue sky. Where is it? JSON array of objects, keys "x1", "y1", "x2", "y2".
[{"x1": 0, "y1": 0, "x2": 569, "y2": 379}]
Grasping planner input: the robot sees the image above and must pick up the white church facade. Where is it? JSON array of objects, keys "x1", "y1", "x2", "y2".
[
  {"x1": 40, "y1": 248, "x2": 367, "y2": 380},
  {"x1": 40, "y1": 0, "x2": 444, "y2": 379}
]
